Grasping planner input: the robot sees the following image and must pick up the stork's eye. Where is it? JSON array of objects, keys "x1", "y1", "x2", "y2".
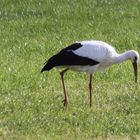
[{"x1": 134, "y1": 56, "x2": 137, "y2": 61}]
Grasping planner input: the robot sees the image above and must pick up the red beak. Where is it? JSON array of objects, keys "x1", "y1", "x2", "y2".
[{"x1": 133, "y1": 62, "x2": 138, "y2": 83}]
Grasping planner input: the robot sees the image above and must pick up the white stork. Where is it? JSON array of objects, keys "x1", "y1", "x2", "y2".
[{"x1": 41, "y1": 40, "x2": 139, "y2": 108}]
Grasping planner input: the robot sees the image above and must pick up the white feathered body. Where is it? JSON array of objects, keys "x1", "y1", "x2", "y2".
[{"x1": 61, "y1": 41, "x2": 119, "y2": 73}]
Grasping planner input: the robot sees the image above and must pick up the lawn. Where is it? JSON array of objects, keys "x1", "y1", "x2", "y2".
[{"x1": 0, "y1": 0, "x2": 140, "y2": 139}]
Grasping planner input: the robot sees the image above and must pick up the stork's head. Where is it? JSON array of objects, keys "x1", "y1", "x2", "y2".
[{"x1": 129, "y1": 50, "x2": 139, "y2": 83}]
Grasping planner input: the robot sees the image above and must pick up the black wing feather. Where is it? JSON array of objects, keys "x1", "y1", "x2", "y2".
[
  {"x1": 59, "y1": 43, "x2": 82, "y2": 53},
  {"x1": 41, "y1": 43, "x2": 99, "y2": 72}
]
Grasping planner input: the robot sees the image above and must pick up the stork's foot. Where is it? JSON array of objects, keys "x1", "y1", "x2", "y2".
[{"x1": 62, "y1": 99, "x2": 68, "y2": 107}]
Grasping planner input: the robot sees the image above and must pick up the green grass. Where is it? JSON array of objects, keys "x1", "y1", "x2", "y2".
[{"x1": 0, "y1": 0, "x2": 140, "y2": 139}]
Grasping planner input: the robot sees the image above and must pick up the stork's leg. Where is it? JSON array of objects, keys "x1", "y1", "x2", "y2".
[
  {"x1": 60, "y1": 68, "x2": 69, "y2": 107},
  {"x1": 89, "y1": 74, "x2": 92, "y2": 108}
]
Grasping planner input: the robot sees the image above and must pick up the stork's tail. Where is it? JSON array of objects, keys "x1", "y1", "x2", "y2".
[
  {"x1": 41, "y1": 66, "x2": 50, "y2": 73},
  {"x1": 41, "y1": 62, "x2": 54, "y2": 73},
  {"x1": 41, "y1": 55, "x2": 57, "y2": 73}
]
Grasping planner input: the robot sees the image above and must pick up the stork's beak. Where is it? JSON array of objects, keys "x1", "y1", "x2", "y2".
[{"x1": 132, "y1": 61, "x2": 138, "y2": 83}]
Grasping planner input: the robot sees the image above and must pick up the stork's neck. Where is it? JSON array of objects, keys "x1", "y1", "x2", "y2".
[{"x1": 114, "y1": 51, "x2": 131, "y2": 64}]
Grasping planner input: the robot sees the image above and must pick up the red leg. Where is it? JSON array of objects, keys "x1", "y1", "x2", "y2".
[
  {"x1": 60, "y1": 69, "x2": 69, "y2": 107},
  {"x1": 89, "y1": 74, "x2": 92, "y2": 108}
]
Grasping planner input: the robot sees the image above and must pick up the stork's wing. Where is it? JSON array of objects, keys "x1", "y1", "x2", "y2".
[
  {"x1": 55, "y1": 51, "x2": 99, "y2": 66},
  {"x1": 73, "y1": 41, "x2": 116, "y2": 62}
]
